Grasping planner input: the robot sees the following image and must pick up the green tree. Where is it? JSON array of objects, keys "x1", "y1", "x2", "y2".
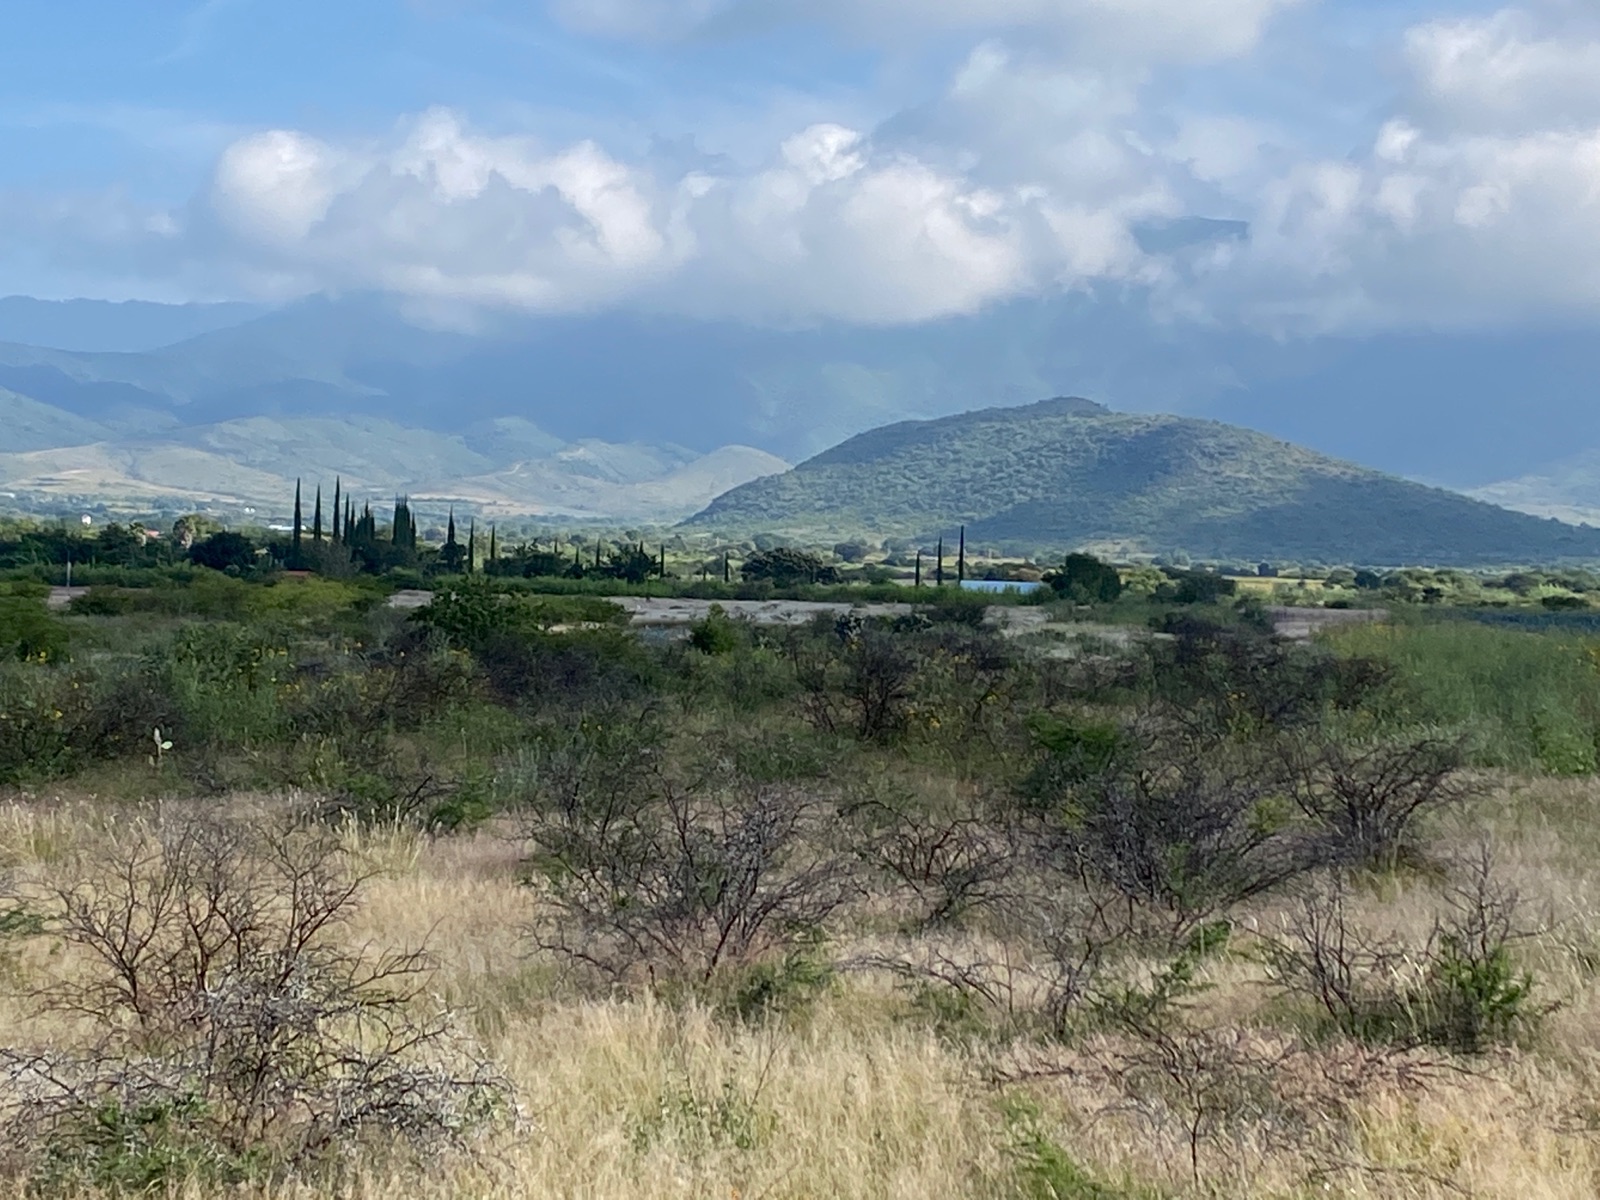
[
  {"x1": 189, "y1": 531, "x2": 258, "y2": 574},
  {"x1": 290, "y1": 479, "x2": 304, "y2": 568},
  {"x1": 741, "y1": 548, "x2": 836, "y2": 587},
  {"x1": 1049, "y1": 553, "x2": 1124, "y2": 604},
  {"x1": 438, "y1": 509, "x2": 466, "y2": 573}
]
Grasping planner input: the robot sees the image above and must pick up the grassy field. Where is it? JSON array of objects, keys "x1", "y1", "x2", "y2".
[
  {"x1": 5, "y1": 573, "x2": 1600, "y2": 1196},
  {"x1": 4, "y1": 780, "x2": 1600, "y2": 1199}
]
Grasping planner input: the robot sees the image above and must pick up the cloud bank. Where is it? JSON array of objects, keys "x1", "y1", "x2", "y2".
[{"x1": 8, "y1": 2, "x2": 1600, "y2": 333}]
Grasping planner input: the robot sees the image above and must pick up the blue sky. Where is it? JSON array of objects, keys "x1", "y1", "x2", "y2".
[{"x1": 1, "y1": 0, "x2": 1595, "y2": 332}]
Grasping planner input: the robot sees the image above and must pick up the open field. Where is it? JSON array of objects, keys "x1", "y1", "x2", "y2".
[
  {"x1": 3, "y1": 776, "x2": 1600, "y2": 1200},
  {"x1": 3, "y1": 570, "x2": 1600, "y2": 1197}
]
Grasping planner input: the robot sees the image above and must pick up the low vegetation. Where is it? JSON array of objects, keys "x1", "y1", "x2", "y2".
[{"x1": 2, "y1": 553, "x2": 1600, "y2": 1196}]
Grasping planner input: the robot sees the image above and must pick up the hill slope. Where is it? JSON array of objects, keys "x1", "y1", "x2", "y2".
[{"x1": 688, "y1": 399, "x2": 1600, "y2": 564}]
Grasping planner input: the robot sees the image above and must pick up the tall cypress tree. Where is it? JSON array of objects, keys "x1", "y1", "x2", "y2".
[
  {"x1": 935, "y1": 537, "x2": 944, "y2": 587},
  {"x1": 723, "y1": 551, "x2": 731, "y2": 584},
  {"x1": 488, "y1": 524, "x2": 497, "y2": 566},
  {"x1": 958, "y1": 525, "x2": 966, "y2": 583},
  {"x1": 312, "y1": 485, "x2": 324, "y2": 544},
  {"x1": 467, "y1": 520, "x2": 477, "y2": 574},
  {"x1": 915, "y1": 550, "x2": 923, "y2": 588},
  {"x1": 440, "y1": 508, "x2": 464, "y2": 573},
  {"x1": 291, "y1": 479, "x2": 304, "y2": 568},
  {"x1": 331, "y1": 478, "x2": 342, "y2": 544}
]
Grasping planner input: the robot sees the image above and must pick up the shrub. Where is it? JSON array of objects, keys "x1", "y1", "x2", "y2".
[
  {"x1": 526, "y1": 761, "x2": 856, "y2": 988},
  {"x1": 1263, "y1": 850, "x2": 1543, "y2": 1053},
  {"x1": 688, "y1": 604, "x2": 742, "y2": 655},
  {"x1": 1156, "y1": 568, "x2": 1237, "y2": 605},
  {"x1": 1283, "y1": 733, "x2": 1473, "y2": 869},
  {"x1": 741, "y1": 548, "x2": 837, "y2": 587},
  {"x1": 1021, "y1": 711, "x2": 1320, "y2": 926},
  {"x1": 1048, "y1": 554, "x2": 1124, "y2": 605},
  {"x1": 0, "y1": 810, "x2": 510, "y2": 1190},
  {"x1": 187, "y1": 531, "x2": 258, "y2": 574},
  {"x1": 0, "y1": 597, "x2": 69, "y2": 663}
]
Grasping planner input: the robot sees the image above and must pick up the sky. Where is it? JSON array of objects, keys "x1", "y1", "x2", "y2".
[{"x1": 1, "y1": 0, "x2": 1596, "y2": 337}]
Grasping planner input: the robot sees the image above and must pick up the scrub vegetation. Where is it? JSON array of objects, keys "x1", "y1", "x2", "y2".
[{"x1": 2, "y1": 552, "x2": 1600, "y2": 1197}]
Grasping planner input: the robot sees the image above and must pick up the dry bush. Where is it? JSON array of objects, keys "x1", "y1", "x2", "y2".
[
  {"x1": 849, "y1": 796, "x2": 1020, "y2": 929},
  {"x1": 1284, "y1": 733, "x2": 1476, "y2": 869},
  {"x1": 527, "y1": 775, "x2": 858, "y2": 992},
  {"x1": 789, "y1": 624, "x2": 918, "y2": 742},
  {"x1": 1264, "y1": 848, "x2": 1547, "y2": 1054},
  {"x1": 0, "y1": 809, "x2": 510, "y2": 1192},
  {"x1": 1024, "y1": 712, "x2": 1325, "y2": 931}
]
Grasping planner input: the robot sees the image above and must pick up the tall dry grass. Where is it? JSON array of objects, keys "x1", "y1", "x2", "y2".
[{"x1": 4, "y1": 782, "x2": 1600, "y2": 1199}]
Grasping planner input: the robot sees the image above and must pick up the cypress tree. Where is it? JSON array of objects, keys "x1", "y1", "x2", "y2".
[
  {"x1": 915, "y1": 550, "x2": 923, "y2": 588},
  {"x1": 723, "y1": 552, "x2": 731, "y2": 584},
  {"x1": 291, "y1": 479, "x2": 304, "y2": 567},
  {"x1": 312, "y1": 485, "x2": 324, "y2": 544},
  {"x1": 488, "y1": 524, "x2": 497, "y2": 566},
  {"x1": 467, "y1": 521, "x2": 477, "y2": 574},
  {"x1": 331, "y1": 478, "x2": 342, "y2": 544},
  {"x1": 935, "y1": 537, "x2": 944, "y2": 587},
  {"x1": 659, "y1": 544, "x2": 666, "y2": 578},
  {"x1": 958, "y1": 525, "x2": 966, "y2": 583}
]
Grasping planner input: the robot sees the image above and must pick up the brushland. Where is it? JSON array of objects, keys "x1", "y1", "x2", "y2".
[{"x1": 6, "y1": 565, "x2": 1600, "y2": 1196}]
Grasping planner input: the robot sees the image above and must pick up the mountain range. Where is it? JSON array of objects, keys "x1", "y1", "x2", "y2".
[
  {"x1": 0, "y1": 292, "x2": 1597, "y2": 536},
  {"x1": 690, "y1": 398, "x2": 1600, "y2": 565}
]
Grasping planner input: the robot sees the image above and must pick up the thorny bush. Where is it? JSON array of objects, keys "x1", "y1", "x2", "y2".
[{"x1": 0, "y1": 809, "x2": 510, "y2": 1192}]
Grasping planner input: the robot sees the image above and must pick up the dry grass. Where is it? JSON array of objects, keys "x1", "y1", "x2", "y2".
[{"x1": 6, "y1": 778, "x2": 1600, "y2": 1198}]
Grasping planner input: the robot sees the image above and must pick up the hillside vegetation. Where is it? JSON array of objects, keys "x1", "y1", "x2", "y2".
[{"x1": 691, "y1": 398, "x2": 1600, "y2": 564}]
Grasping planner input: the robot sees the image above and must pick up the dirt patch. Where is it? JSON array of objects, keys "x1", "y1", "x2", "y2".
[
  {"x1": 1267, "y1": 606, "x2": 1387, "y2": 641},
  {"x1": 612, "y1": 596, "x2": 917, "y2": 627}
]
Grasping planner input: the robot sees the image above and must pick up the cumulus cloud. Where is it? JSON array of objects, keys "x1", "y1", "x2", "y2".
[
  {"x1": 1177, "y1": 5, "x2": 1600, "y2": 331},
  {"x1": 1404, "y1": 7, "x2": 1600, "y2": 135},
  {"x1": 10, "y1": 1, "x2": 1600, "y2": 335},
  {"x1": 177, "y1": 81, "x2": 1173, "y2": 324}
]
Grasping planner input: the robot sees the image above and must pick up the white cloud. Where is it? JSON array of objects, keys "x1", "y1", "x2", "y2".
[
  {"x1": 13, "y1": 1, "x2": 1600, "y2": 336},
  {"x1": 1188, "y1": 120, "x2": 1600, "y2": 331},
  {"x1": 190, "y1": 102, "x2": 1168, "y2": 324},
  {"x1": 1405, "y1": 7, "x2": 1600, "y2": 134}
]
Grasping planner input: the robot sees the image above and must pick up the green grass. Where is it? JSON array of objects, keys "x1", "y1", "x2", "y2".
[{"x1": 1328, "y1": 619, "x2": 1600, "y2": 774}]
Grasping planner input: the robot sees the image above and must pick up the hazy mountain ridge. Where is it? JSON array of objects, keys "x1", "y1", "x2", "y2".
[
  {"x1": 3, "y1": 293, "x2": 1600, "y2": 531},
  {"x1": 690, "y1": 398, "x2": 1600, "y2": 564},
  {"x1": 0, "y1": 398, "x2": 790, "y2": 522}
]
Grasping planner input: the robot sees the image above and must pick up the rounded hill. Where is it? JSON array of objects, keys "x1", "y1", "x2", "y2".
[{"x1": 687, "y1": 398, "x2": 1600, "y2": 564}]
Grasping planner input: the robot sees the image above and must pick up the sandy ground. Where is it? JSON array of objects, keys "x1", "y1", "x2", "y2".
[
  {"x1": 46, "y1": 585, "x2": 1382, "y2": 642},
  {"x1": 1267, "y1": 605, "x2": 1387, "y2": 640}
]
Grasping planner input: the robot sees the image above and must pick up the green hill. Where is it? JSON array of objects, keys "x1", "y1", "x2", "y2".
[{"x1": 687, "y1": 398, "x2": 1600, "y2": 564}]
